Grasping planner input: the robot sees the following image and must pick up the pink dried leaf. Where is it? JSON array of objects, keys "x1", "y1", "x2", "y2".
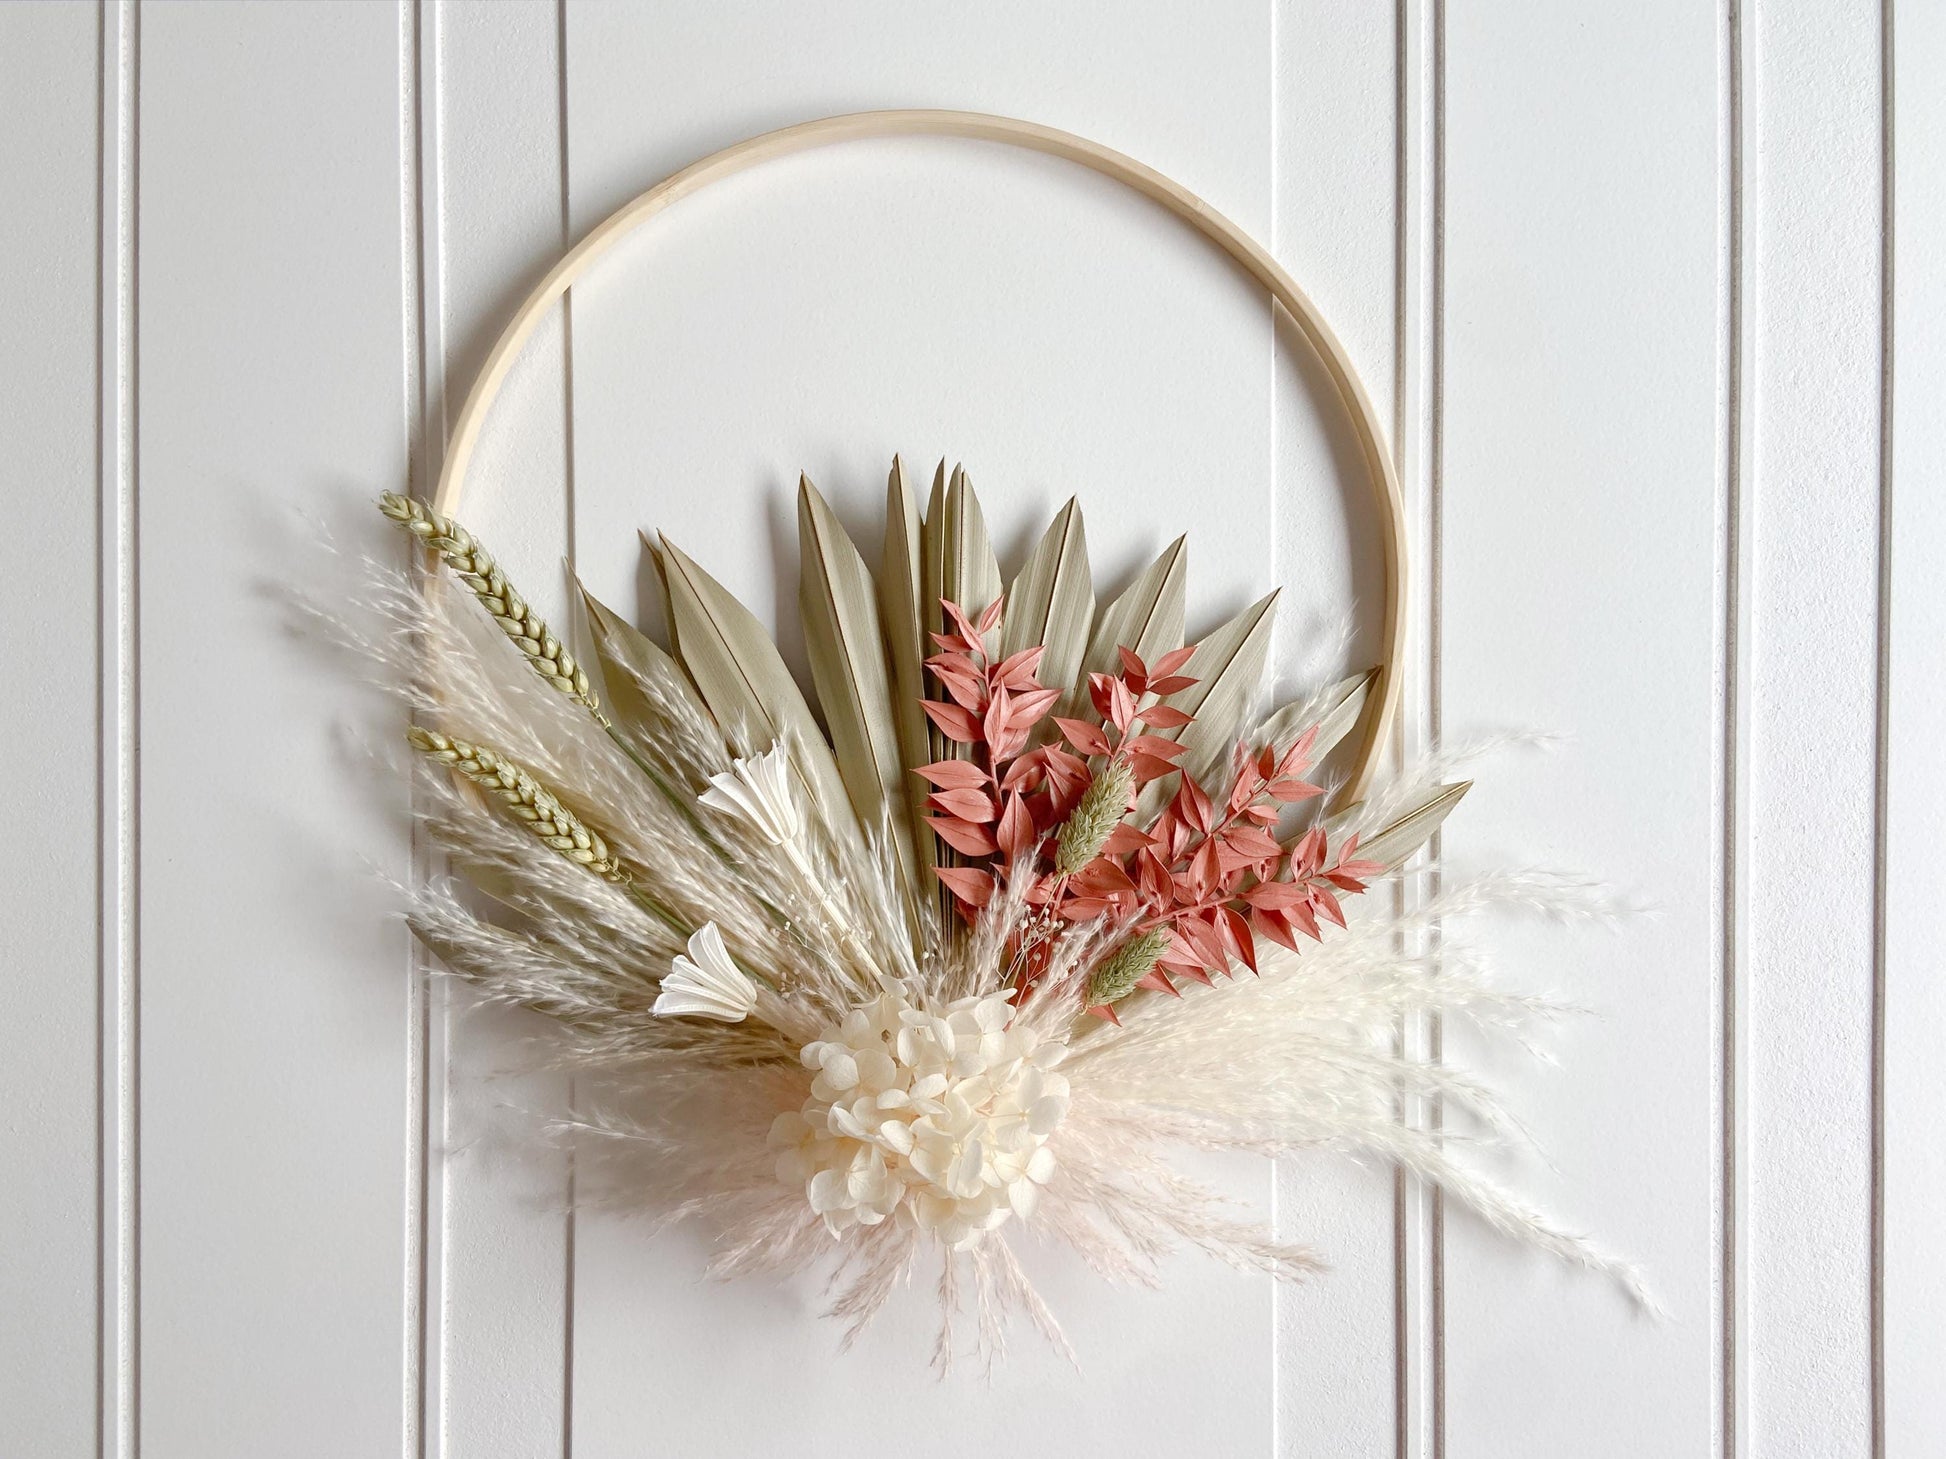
[
  {"x1": 921, "y1": 700, "x2": 983, "y2": 744},
  {"x1": 933, "y1": 865, "x2": 996, "y2": 907},
  {"x1": 995, "y1": 793, "x2": 1036, "y2": 862},
  {"x1": 914, "y1": 759, "x2": 989, "y2": 790},
  {"x1": 940, "y1": 598, "x2": 984, "y2": 647},
  {"x1": 1150, "y1": 644, "x2": 1196, "y2": 678},
  {"x1": 1052, "y1": 716, "x2": 1113, "y2": 756},
  {"x1": 1175, "y1": 776, "x2": 1215, "y2": 835},
  {"x1": 928, "y1": 787, "x2": 998, "y2": 822},
  {"x1": 992, "y1": 645, "x2": 1046, "y2": 687},
  {"x1": 928, "y1": 816, "x2": 999, "y2": 858},
  {"x1": 1267, "y1": 778, "x2": 1325, "y2": 803},
  {"x1": 1122, "y1": 734, "x2": 1188, "y2": 762}
]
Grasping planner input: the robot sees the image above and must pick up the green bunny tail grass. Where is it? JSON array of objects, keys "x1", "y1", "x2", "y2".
[
  {"x1": 1085, "y1": 927, "x2": 1170, "y2": 1007},
  {"x1": 1054, "y1": 757, "x2": 1134, "y2": 876}
]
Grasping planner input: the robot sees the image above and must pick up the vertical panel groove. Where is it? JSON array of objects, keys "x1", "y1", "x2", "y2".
[
  {"x1": 398, "y1": 2, "x2": 432, "y2": 1455},
  {"x1": 1264, "y1": 2, "x2": 1281, "y2": 1440},
  {"x1": 96, "y1": 4, "x2": 142, "y2": 1455},
  {"x1": 556, "y1": 5, "x2": 578, "y2": 1453},
  {"x1": 1395, "y1": 3, "x2": 1445, "y2": 1452},
  {"x1": 1869, "y1": 2, "x2": 1894, "y2": 1454},
  {"x1": 1391, "y1": 6, "x2": 1411, "y2": 1450},
  {"x1": 93, "y1": 6, "x2": 108, "y2": 1451},
  {"x1": 1426, "y1": 6, "x2": 1447, "y2": 1452},
  {"x1": 1717, "y1": 2, "x2": 1747, "y2": 1455}
]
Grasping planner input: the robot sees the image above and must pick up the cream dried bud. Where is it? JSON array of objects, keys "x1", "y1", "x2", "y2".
[
  {"x1": 1086, "y1": 928, "x2": 1171, "y2": 1007},
  {"x1": 1054, "y1": 757, "x2": 1134, "y2": 875}
]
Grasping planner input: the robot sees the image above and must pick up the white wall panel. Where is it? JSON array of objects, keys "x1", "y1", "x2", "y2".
[
  {"x1": 1439, "y1": 2, "x2": 1724, "y2": 1453},
  {"x1": 136, "y1": 3, "x2": 412, "y2": 1453},
  {"x1": 0, "y1": 5, "x2": 102, "y2": 1452},
  {"x1": 1272, "y1": 7, "x2": 1405, "y2": 1454},
  {"x1": 418, "y1": 5, "x2": 574, "y2": 1454},
  {"x1": 1745, "y1": 2, "x2": 1885, "y2": 1452}
]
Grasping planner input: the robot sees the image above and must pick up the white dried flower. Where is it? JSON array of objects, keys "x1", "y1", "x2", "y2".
[
  {"x1": 651, "y1": 922, "x2": 758, "y2": 1022},
  {"x1": 699, "y1": 746, "x2": 800, "y2": 846},
  {"x1": 769, "y1": 984, "x2": 1069, "y2": 1249}
]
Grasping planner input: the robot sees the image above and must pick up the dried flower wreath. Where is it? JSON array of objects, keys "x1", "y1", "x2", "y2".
[{"x1": 340, "y1": 459, "x2": 1648, "y2": 1367}]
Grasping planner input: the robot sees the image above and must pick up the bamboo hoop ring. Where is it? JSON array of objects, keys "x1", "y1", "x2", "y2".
[{"x1": 433, "y1": 109, "x2": 1406, "y2": 802}]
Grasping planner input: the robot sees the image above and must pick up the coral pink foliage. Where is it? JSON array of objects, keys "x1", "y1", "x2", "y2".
[{"x1": 920, "y1": 600, "x2": 1381, "y2": 1015}]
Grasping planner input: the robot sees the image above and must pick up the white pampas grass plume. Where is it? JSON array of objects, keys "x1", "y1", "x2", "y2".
[{"x1": 282, "y1": 486, "x2": 1658, "y2": 1367}]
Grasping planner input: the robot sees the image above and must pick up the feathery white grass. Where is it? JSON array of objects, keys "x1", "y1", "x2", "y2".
[{"x1": 288, "y1": 501, "x2": 1654, "y2": 1365}]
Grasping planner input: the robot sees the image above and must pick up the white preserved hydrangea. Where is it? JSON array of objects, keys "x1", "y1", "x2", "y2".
[{"x1": 769, "y1": 986, "x2": 1070, "y2": 1250}]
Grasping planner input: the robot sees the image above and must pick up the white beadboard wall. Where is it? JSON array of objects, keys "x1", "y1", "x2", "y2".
[{"x1": 0, "y1": 2, "x2": 1935, "y2": 1455}]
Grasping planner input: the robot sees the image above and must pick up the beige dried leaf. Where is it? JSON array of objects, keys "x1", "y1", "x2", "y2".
[
  {"x1": 797, "y1": 474, "x2": 920, "y2": 911},
  {"x1": 936, "y1": 463, "x2": 1003, "y2": 623},
  {"x1": 1352, "y1": 780, "x2": 1472, "y2": 871},
  {"x1": 1002, "y1": 497, "x2": 1094, "y2": 737},
  {"x1": 1251, "y1": 667, "x2": 1380, "y2": 768},
  {"x1": 639, "y1": 530, "x2": 680, "y2": 651},
  {"x1": 1167, "y1": 590, "x2": 1280, "y2": 789},
  {"x1": 656, "y1": 534, "x2": 864, "y2": 852},
  {"x1": 1069, "y1": 535, "x2": 1187, "y2": 718},
  {"x1": 922, "y1": 462, "x2": 1001, "y2": 767},
  {"x1": 878, "y1": 456, "x2": 936, "y2": 894},
  {"x1": 578, "y1": 583, "x2": 713, "y2": 746}
]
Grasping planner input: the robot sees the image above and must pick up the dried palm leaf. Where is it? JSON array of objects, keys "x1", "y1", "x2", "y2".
[
  {"x1": 1157, "y1": 589, "x2": 1280, "y2": 802},
  {"x1": 922, "y1": 463, "x2": 1000, "y2": 776},
  {"x1": 578, "y1": 584, "x2": 712, "y2": 755},
  {"x1": 656, "y1": 535, "x2": 863, "y2": 852},
  {"x1": 1002, "y1": 497, "x2": 1094, "y2": 743},
  {"x1": 1348, "y1": 780, "x2": 1472, "y2": 871},
  {"x1": 878, "y1": 456, "x2": 936, "y2": 896},
  {"x1": 1069, "y1": 534, "x2": 1187, "y2": 719},
  {"x1": 1251, "y1": 666, "x2": 1379, "y2": 768},
  {"x1": 797, "y1": 474, "x2": 920, "y2": 912}
]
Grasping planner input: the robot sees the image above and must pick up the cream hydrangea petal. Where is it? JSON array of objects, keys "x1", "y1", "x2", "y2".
[{"x1": 775, "y1": 983, "x2": 1070, "y2": 1249}]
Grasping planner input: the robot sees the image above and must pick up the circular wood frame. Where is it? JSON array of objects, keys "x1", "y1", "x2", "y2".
[{"x1": 434, "y1": 109, "x2": 1406, "y2": 801}]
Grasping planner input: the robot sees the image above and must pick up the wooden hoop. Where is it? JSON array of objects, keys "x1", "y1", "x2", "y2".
[{"x1": 434, "y1": 109, "x2": 1405, "y2": 801}]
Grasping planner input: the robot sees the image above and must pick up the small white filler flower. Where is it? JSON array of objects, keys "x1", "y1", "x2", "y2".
[
  {"x1": 699, "y1": 747, "x2": 801, "y2": 846},
  {"x1": 652, "y1": 922, "x2": 759, "y2": 1022}
]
